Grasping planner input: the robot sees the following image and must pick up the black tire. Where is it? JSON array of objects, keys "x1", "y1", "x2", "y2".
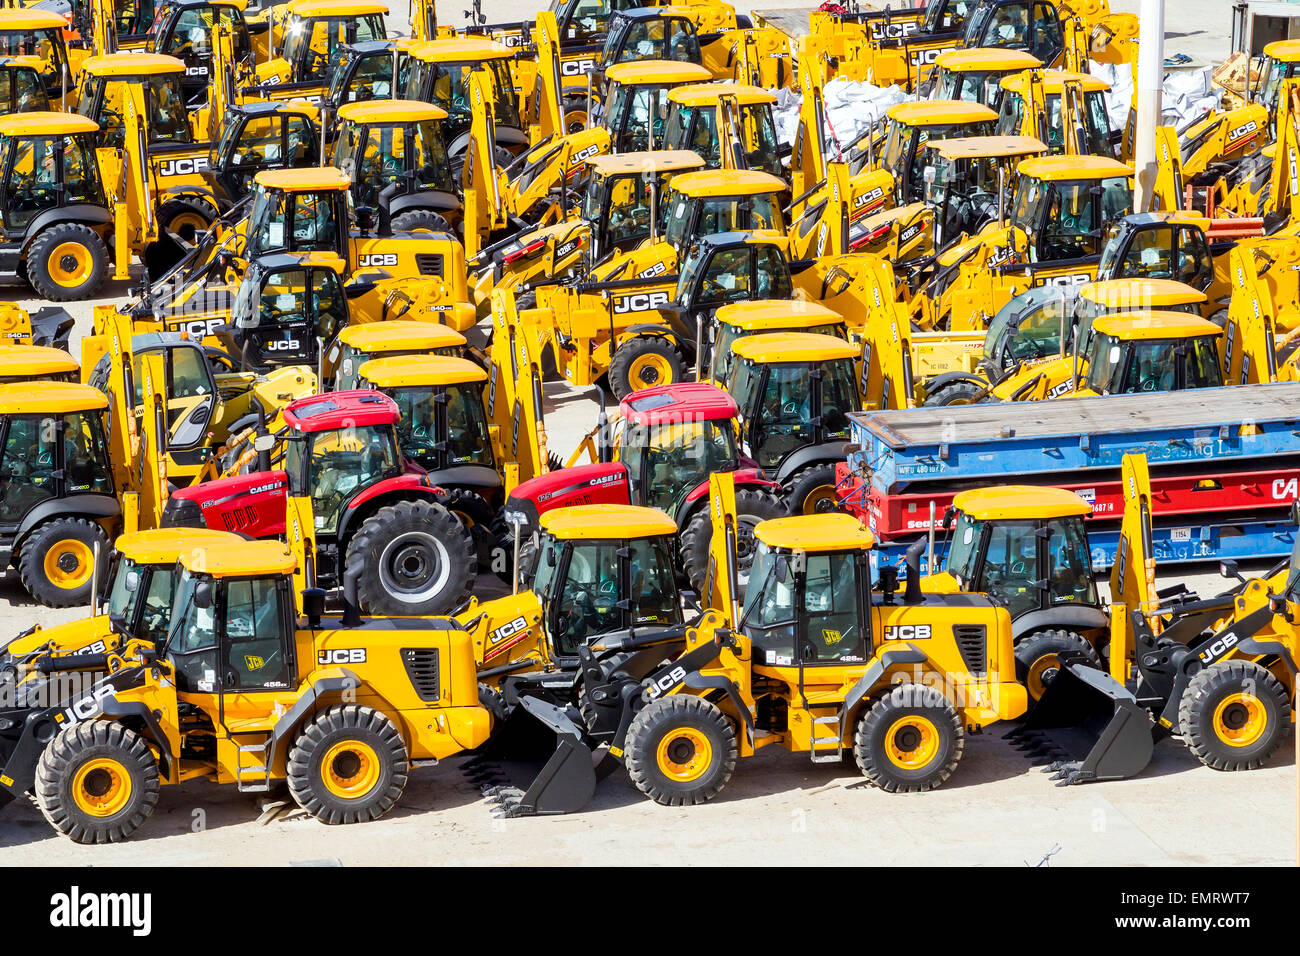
[
  {"x1": 391, "y1": 208, "x2": 451, "y2": 233},
  {"x1": 18, "y1": 517, "x2": 111, "y2": 608},
  {"x1": 786, "y1": 462, "x2": 840, "y2": 516},
  {"x1": 678, "y1": 488, "x2": 788, "y2": 595},
  {"x1": 35, "y1": 721, "x2": 160, "y2": 844},
  {"x1": 1179, "y1": 660, "x2": 1290, "y2": 771},
  {"x1": 286, "y1": 704, "x2": 409, "y2": 824},
  {"x1": 345, "y1": 499, "x2": 475, "y2": 615},
  {"x1": 625, "y1": 695, "x2": 737, "y2": 806},
  {"x1": 439, "y1": 487, "x2": 497, "y2": 569},
  {"x1": 854, "y1": 683, "x2": 964, "y2": 792},
  {"x1": 1014, "y1": 629, "x2": 1100, "y2": 703},
  {"x1": 158, "y1": 196, "x2": 217, "y2": 243},
  {"x1": 608, "y1": 336, "x2": 683, "y2": 400},
  {"x1": 561, "y1": 94, "x2": 589, "y2": 134},
  {"x1": 26, "y1": 223, "x2": 109, "y2": 301},
  {"x1": 923, "y1": 380, "x2": 984, "y2": 407}
]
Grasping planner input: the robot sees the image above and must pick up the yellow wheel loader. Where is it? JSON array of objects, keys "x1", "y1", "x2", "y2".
[
  {"x1": 926, "y1": 47, "x2": 1042, "y2": 108},
  {"x1": 705, "y1": 299, "x2": 847, "y2": 387}
]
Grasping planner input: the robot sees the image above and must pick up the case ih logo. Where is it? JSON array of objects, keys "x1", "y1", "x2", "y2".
[{"x1": 612, "y1": 291, "x2": 670, "y2": 313}]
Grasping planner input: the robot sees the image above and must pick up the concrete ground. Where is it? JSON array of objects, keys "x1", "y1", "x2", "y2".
[{"x1": 0, "y1": 0, "x2": 1292, "y2": 865}]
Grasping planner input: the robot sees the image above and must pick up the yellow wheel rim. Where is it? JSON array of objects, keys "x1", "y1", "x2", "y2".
[
  {"x1": 321, "y1": 740, "x2": 382, "y2": 799},
  {"x1": 655, "y1": 727, "x2": 713, "y2": 783},
  {"x1": 1213, "y1": 692, "x2": 1267, "y2": 748},
  {"x1": 884, "y1": 715, "x2": 940, "y2": 770},
  {"x1": 167, "y1": 211, "x2": 209, "y2": 240},
  {"x1": 72, "y1": 757, "x2": 133, "y2": 818},
  {"x1": 44, "y1": 539, "x2": 94, "y2": 590},
  {"x1": 627, "y1": 352, "x2": 673, "y2": 391},
  {"x1": 802, "y1": 484, "x2": 838, "y2": 515},
  {"x1": 1025, "y1": 652, "x2": 1062, "y2": 701},
  {"x1": 47, "y1": 242, "x2": 94, "y2": 288}
]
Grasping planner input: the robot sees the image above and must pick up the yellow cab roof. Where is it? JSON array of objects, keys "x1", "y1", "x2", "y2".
[
  {"x1": 953, "y1": 485, "x2": 1091, "y2": 520},
  {"x1": 1264, "y1": 39, "x2": 1300, "y2": 62},
  {"x1": 715, "y1": 299, "x2": 842, "y2": 330},
  {"x1": 358, "y1": 354, "x2": 487, "y2": 387},
  {"x1": 338, "y1": 99, "x2": 448, "y2": 123},
  {"x1": 0, "y1": 381, "x2": 107, "y2": 415},
  {"x1": 287, "y1": 0, "x2": 388, "y2": 17},
  {"x1": 0, "y1": 112, "x2": 97, "y2": 137},
  {"x1": 1000, "y1": 70, "x2": 1110, "y2": 94},
  {"x1": 668, "y1": 83, "x2": 776, "y2": 106},
  {"x1": 117, "y1": 528, "x2": 245, "y2": 564},
  {"x1": 1017, "y1": 155, "x2": 1132, "y2": 181},
  {"x1": 756, "y1": 513, "x2": 874, "y2": 552},
  {"x1": 408, "y1": 37, "x2": 513, "y2": 62},
  {"x1": 585, "y1": 150, "x2": 704, "y2": 176},
  {"x1": 1080, "y1": 278, "x2": 1207, "y2": 307},
  {"x1": 83, "y1": 53, "x2": 186, "y2": 77},
  {"x1": 934, "y1": 47, "x2": 1042, "y2": 71},
  {"x1": 731, "y1": 332, "x2": 858, "y2": 364},
  {"x1": 0, "y1": 10, "x2": 68, "y2": 30},
  {"x1": 886, "y1": 99, "x2": 997, "y2": 126},
  {"x1": 0, "y1": 345, "x2": 77, "y2": 376},
  {"x1": 668, "y1": 169, "x2": 786, "y2": 197},
  {"x1": 182, "y1": 540, "x2": 297, "y2": 578},
  {"x1": 605, "y1": 61, "x2": 712, "y2": 85},
  {"x1": 254, "y1": 166, "x2": 350, "y2": 192},
  {"x1": 338, "y1": 320, "x2": 466, "y2": 350},
  {"x1": 0, "y1": 55, "x2": 44, "y2": 71},
  {"x1": 540, "y1": 504, "x2": 677, "y2": 540},
  {"x1": 1091, "y1": 310, "x2": 1223, "y2": 339},
  {"x1": 928, "y1": 134, "x2": 1047, "y2": 159}
]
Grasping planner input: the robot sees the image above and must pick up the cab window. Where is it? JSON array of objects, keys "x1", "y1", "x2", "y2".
[
  {"x1": 803, "y1": 552, "x2": 862, "y2": 661},
  {"x1": 0, "y1": 416, "x2": 57, "y2": 521},
  {"x1": 63, "y1": 412, "x2": 112, "y2": 495},
  {"x1": 553, "y1": 541, "x2": 621, "y2": 653},
  {"x1": 445, "y1": 384, "x2": 493, "y2": 467},
  {"x1": 627, "y1": 535, "x2": 680, "y2": 627},
  {"x1": 305, "y1": 425, "x2": 399, "y2": 534},
  {"x1": 223, "y1": 577, "x2": 290, "y2": 689},
  {"x1": 742, "y1": 543, "x2": 797, "y2": 664},
  {"x1": 975, "y1": 518, "x2": 1038, "y2": 617},
  {"x1": 1046, "y1": 517, "x2": 1097, "y2": 606}
]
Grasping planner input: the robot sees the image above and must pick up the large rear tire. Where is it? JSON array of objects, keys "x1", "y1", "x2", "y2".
[
  {"x1": 35, "y1": 721, "x2": 160, "y2": 844},
  {"x1": 27, "y1": 223, "x2": 109, "y2": 301},
  {"x1": 18, "y1": 517, "x2": 111, "y2": 608},
  {"x1": 1179, "y1": 660, "x2": 1290, "y2": 771},
  {"x1": 624, "y1": 695, "x2": 737, "y2": 806},
  {"x1": 786, "y1": 462, "x2": 840, "y2": 515},
  {"x1": 1014, "y1": 629, "x2": 1100, "y2": 703},
  {"x1": 923, "y1": 380, "x2": 984, "y2": 407},
  {"x1": 159, "y1": 196, "x2": 218, "y2": 243},
  {"x1": 346, "y1": 499, "x2": 475, "y2": 615},
  {"x1": 391, "y1": 208, "x2": 452, "y2": 233},
  {"x1": 678, "y1": 488, "x2": 787, "y2": 595},
  {"x1": 287, "y1": 704, "x2": 409, "y2": 824},
  {"x1": 855, "y1": 683, "x2": 963, "y2": 792}
]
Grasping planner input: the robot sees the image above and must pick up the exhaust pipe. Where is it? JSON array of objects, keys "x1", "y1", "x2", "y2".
[
  {"x1": 341, "y1": 560, "x2": 363, "y2": 627},
  {"x1": 903, "y1": 537, "x2": 925, "y2": 604}
]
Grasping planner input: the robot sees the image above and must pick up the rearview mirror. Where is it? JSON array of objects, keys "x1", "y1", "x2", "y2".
[
  {"x1": 252, "y1": 433, "x2": 276, "y2": 453},
  {"x1": 194, "y1": 581, "x2": 213, "y2": 609}
]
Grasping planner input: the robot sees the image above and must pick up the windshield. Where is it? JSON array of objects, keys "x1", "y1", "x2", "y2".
[
  {"x1": 740, "y1": 542, "x2": 797, "y2": 664},
  {"x1": 602, "y1": 16, "x2": 699, "y2": 65},
  {"x1": 937, "y1": 68, "x2": 1007, "y2": 109},
  {"x1": 246, "y1": 187, "x2": 339, "y2": 257},
  {"x1": 446, "y1": 383, "x2": 493, "y2": 466},
  {"x1": 661, "y1": 191, "x2": 784, "y2": 249},
  {"x1": 1016, "y1": 176, "x2": 1131, "y2": 261},
  {"x1": 164, "y1": 568, "x2": 217, "y2": 691},
  {"x1": 327, "y1": 47, "x2": 400, "y2": 106},
  {"x1": 305, "y1": 424, "x2": 400, "y2": 534},
  {"x1": 282, "y1": 14, "x2": 385, "y2": 81},
  {"x1": 713, "y1": 322, "x2": 841, "y2": 384},
  {"x1": 636, "y1": 417, "x2": 736, "y2": 515},
  {"x1": 335, "y1": 119, "x2": 453, "y2": 207},
  {"x1": 985, "y1": 290, "x2": 1071, "y2": 365},
  {"x1": 1086, "y1": 333, "x2": 1223, "y2": 394},
  {"x1": 604, "y1": 81, "x2": 670, "y2": 151},
  {"x1": 108, "y1": 560, "x2": 176, "y2": 644}
]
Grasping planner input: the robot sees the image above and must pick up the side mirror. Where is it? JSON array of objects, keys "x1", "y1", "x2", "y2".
[
  {"x1": 345, "y1": 278, "x2": 378, "y2": 299},
  {"x1": 354, "y1": 205, "x2": 376, "y2": 232},
  {"x1": 1219, "y1": 559, "x2": 1244, "y2": 583},
  {"x1": 252, "y1": 433, "x2": 276, "y2": 453},
  {"x1": 194, "y1": 580, "x2": 214, "y2": 609}
]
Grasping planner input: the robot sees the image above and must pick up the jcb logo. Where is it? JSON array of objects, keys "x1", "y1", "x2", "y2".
[
  {"x1": 65, "y1": 685, "x2": 116, "y2": 722},
  {"x1": 244, "y1": 655, "x2": 265, "y2": 671},
  {"x1": 489, "y1": 616, "x2": 529, "y2": 644},
  {"x1": 175, "y1": 317, "x2": 225, "y2": 337},
  {"x1": 638, "y1": 261, "x2": 668, "y2": 279},
  {"x1": 318, "y1": 648, "x2": 367, "y2": 664},
  {"x1": 646, "y1": 665, "x2": 687, "y2": 699},
  {"x1": 1228, "y1": 120, "x2": 1259, "y2": 142},
  {"x1": 264, "y1": 339, "x2": 300, "y2": 351},
  {"x1": 358, "y1": 253, "x2": 398, "y2": 267},
  {"x1": 909, "y1": 47, "x2": 955, "y2": 68},
  {"x1": 561, "y1": 59, "x2": 596, "y2": 76},
  {"x1": 1046, "y1": 379, "x2": 1073, "y2": 398},
  {"x1": 159, "y1": 157, "x2": 209, "y2": 177},
  {"x1": 821, "y1": 628, "x2": 843, "y2": 646},
  {"x1": 569, "y1": 144, "x2": 601, "y2": 167},
  {"x1": 1198, "y1": 631, "x2": 1238, "y2": 665},
  {"x1": 883, "y1": 624, "x2": 931, "y2": 640},
  {"x1": 853, "y1": 187, "x2": 884, "y2": 209},
  {"x1": 185, "y1": 66, "x2": 208, "y2": 76},
  {"x1": 1038, "y1": 272, "x2": 1091, "y2": 287},
  {"x1": 612, "y1": 292, "x2": 670, "y2": 313},
  {"x1": 869, "y1": 21, "x2": 918, "y2": 39}
]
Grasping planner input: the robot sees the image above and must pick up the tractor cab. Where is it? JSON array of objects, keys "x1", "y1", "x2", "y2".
[
  {"x1": 526, "y1": 504, "x2": 682, "y2": 658},
  {"x1": 656, "y1": 169, "x2": 787, "y2": 257},
  {"x1": 148, "y1": 0, "x2": 253, "y2": 103},
  {"x1": 0, "y1": 55, "x2": 51, "y2": 112},
  {"x1": 962, "y1": 0, "x2": 1065, "y2": 65},
  {"x1": 332, "y1": 100, "x2": 458, "y2": 228},
  {"x1": 0, "y1": 344, "x2": 78, "y2": 383},
  {"x1": 928, "y1": 47, "x2": 1041, "y2": 108},
  {"x1": 726, "y1": 332, "x2": 860, "y2": 511},
  {"x1": 660, "y1": 83, "x2": 782, "y2": 177},
  {"x1": 0, "y1": 10, "x2": 74, "y2": 106},
  {"x1": 356, "y1": 355, "x2": 496, "y2": 487},
  {"x1": 219, "y1": 251, "x2": 350, "y2": 370},
  {"x1": 598, "y1": 7, "x2": 703, "y2": 80},
  {"x1": 207, "y1": 101, "x2": 321, "y2": 204},
  {"x1": 76, "y1": 53, "x2": 194, "y2": 151},
  {"x1": 326, "y1": 320, "x2": 467, "y2": 390},
  {"x1": 873, "y1": 100, "x2": 998, "y2": 203},
  {"x1": 244, "y1": 166, "x2": 351, "y2": 261},
  {"x1": 258, "y1": 0, "x2": 387, "y2": 89},
  {"x1": 1095, "y1": 211, "x2": 1217, "y2": 291},
  {"x1": 996, "y1": 70, "x2": 1115, "y2": 158},
  {"x1": 323, "y1": 36, "x2": 421, "y2": 110},
  {"x1": 922, "y1": 134, "x2": 1046, "y2": 248},
  {"x1": 1080, "y1": 310, "x2": 1224, "y2": 396},
  {"x1": 671, "y1": 232, "x2": 794, "y2": 326},
  {"x1": 1255, "y1": 38, "x2": 1300, "y2": 131},
  {"x1": 598, "y1": 60, "x2": 712, "y2": 154},
  {"x1": 401, "y1": 37, "x2": 524, "y2": 156},
  {"x1": 1009, "y1": 154, "x2": 1132, "y2": 262},
  {"x1": 574, "y1": 150, "x2": 705, "y2": 263},
  {"x1": 708, "y1": 299, "x2": 846, "y2": 387}
]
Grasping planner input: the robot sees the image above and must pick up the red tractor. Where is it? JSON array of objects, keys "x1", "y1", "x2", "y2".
[
  {"x1": 503, "y1": 383, "x2": 787, "y2": 592},
  {"x1": 162, "y1": 391, "x2": 476, "y2": 616}
]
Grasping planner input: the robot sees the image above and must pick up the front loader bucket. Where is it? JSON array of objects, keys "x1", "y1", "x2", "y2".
[
  {"x1": 1006, "y1": 662, "x2": 1155, "y2": 785},
  {"x1": 465, "y1": 695, "x2": 598, "y2": 817}
]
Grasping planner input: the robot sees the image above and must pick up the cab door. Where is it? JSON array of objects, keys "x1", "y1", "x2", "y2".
[{"x1": 798, "y1": 549, "x2": 867, "y2": 663}]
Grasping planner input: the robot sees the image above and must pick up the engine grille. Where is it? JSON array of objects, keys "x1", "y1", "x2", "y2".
[
  {"x1": 401, "y1": 648, "x2": 441, "y2": 702},
  {"x1": 416, "y1": 254, "x2": 443, "y2": 277},
  {"x1": 219, "y1": 505, "x2": 261, "y2": 532},
  {"x1": 952, "y1": 625, "x2": 987, "y2": 676}
]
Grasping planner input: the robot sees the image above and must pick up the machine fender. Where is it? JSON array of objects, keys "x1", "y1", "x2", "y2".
[
  {"x1": 336, "y1": 476, "x2": 445, "y2": 541},
  {"x1": 921, "y1": 370, "x2": 986, "y2": 396},
  {"x1": 1236, "y1": 637, "x2": 1299, "y2": 674},
  {"x1": 773, "y1": 441, "x2": 851, "y2": 486},
  {"x1": 683, "y1": 671, "x2": 754, "y2": 746},
  {"x1": 99, "y1": 697, "x2": 173, "y2": 782},
  {"x1": 22, "y1": 205, "x2": 113, "y2": 252},
  {"x1": 617, "y1": 323, "x2": 684, "y2": 350},
  {"x1": 1012, "y1": 606, "x2": 1110, "y2": 642},
  {"x1": 388, "y1": 190, "x2": 460, "y2": 218},
  {"x1": 266, "y1": 669, "x2": 362, "y2": 770},
  {"x1": 15, "y1": 494, "x2": 120, "y2": 549},
  {"x1": 839, "y1": 645, "x2": 929, "y2": 731},
  {"x1": 159, "y1": 184, "x2": 222, "y2": 209},
  {"x1": 422, "y1": 465, "x2": 504, "y2": 492}
]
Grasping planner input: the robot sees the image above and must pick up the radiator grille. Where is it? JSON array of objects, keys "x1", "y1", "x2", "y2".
[
  {"x1": 401, "y1": 648, "x2": 441, "y2": 701},
  {"x1": 416, "y1": 254, "x2": 443, "y2": 277},
  {"x1": 220, "y1": 505, "x2": 260, "y2": 532},
  {"x1": 953, "y1": 625, "x2": 986, "y2": 676}
]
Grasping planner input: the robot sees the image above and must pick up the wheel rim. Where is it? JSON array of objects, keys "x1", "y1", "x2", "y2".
[
  {"x1": 801, "y1": 483, "x2": 838, "y2": 515},
  {"x1": 378, "y1": 530, "x2": 451, "y2": 603},
  {"x1": 1213, "y1": 692, "x2": 1267, "y2": 747},
  {"x1": 321, "y1": 740, "x2": 381, "y2": 799},
  {"x1": 72, "y1": 757, "x2": 133, "y2": 817},
  {"x1": 47, "y1": 242, "x2": 94, "y2": 288},
  {"x1": 734, "y1": 518, "x2": 760, "y2": 586},
  {"x1": 1025, "y1": 652, "x2": 1062, "y2": 701},
  {"x1": 43, "y1": 539, "x2": 94, "y2": 590},
  {"x1": 627, "y1": 352, "x2": 672, "y2": 390},
  {"x1": 167, "y1": 211, "x2": 209, "y2": 242},
  {"x1": 655, "y1": 727, "x2": 712, "y2": 783},
  {"x1": 884, "y1": 715, "x2": 940, "y2": 770}
]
